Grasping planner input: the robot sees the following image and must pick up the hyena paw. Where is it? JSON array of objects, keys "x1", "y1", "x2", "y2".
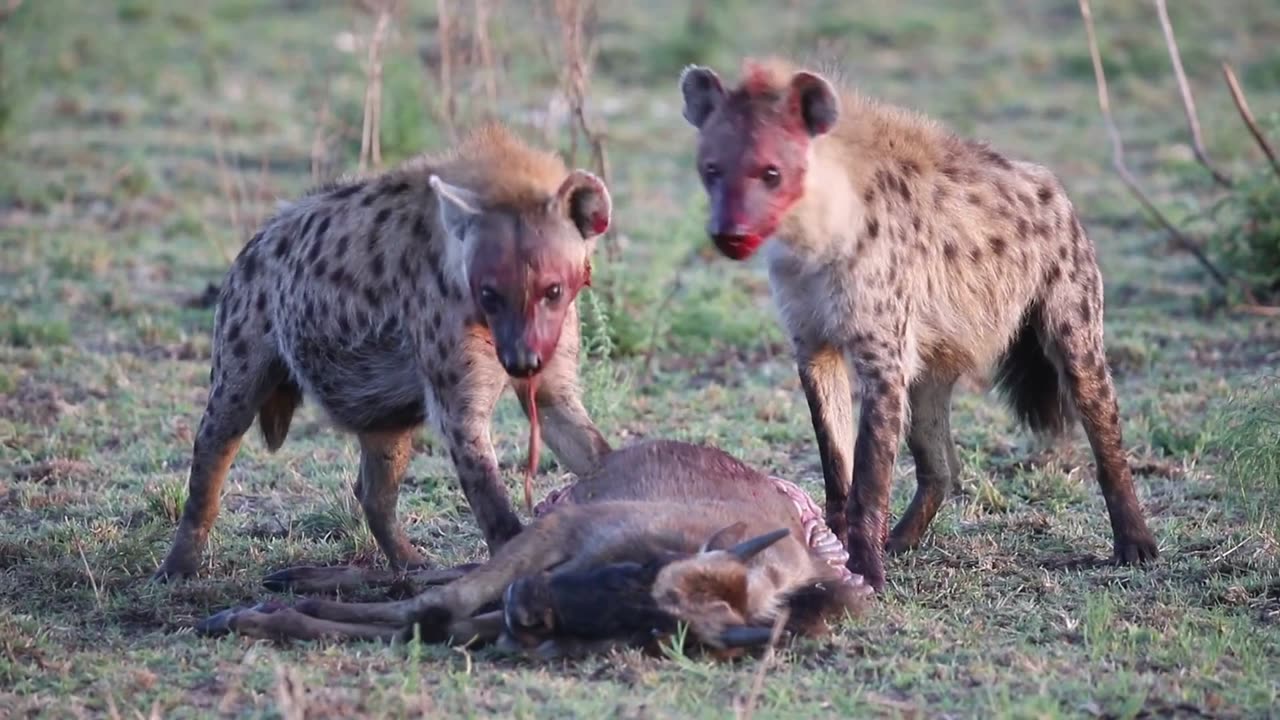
[
  {"x1": 845, "y1": 539, "x2": 886, "y2": 593},
  {"x1": 1114, "y1": 532, "x2": 1159, "y2": 565},
  {"x1": 150, "y1": 559, "x2": 197, "y2": 583}
]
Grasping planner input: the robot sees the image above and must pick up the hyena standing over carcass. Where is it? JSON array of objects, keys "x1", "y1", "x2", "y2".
[
  {"x1": 678, "y1": 58, "x2": 1159, "y2": 591},
  {"x1": 154, "y1": 124, "x2": 613, "y2": 581}
]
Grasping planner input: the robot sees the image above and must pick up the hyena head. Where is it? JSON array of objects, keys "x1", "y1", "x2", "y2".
[
  {"x1": 678, "y1": 60, "x2": 840, "y2": 261},
  {"x1": 429, "y1": 170, "x2": 610, "y2": 378}
]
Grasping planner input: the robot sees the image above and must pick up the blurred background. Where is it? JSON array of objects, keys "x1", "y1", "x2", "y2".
[{"x1": 1, "y1": 1, "x2": 1278, "y2": 716}]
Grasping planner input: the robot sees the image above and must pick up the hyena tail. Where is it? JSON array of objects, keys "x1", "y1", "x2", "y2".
[
  {"x1": 258, "y1": 376, "x2": 303, "y2": 452},
  {"x1": 992, "y1": 305, "x2": 1074, "y2": 437}
]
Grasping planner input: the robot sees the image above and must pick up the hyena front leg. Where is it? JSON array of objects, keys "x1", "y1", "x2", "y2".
[
  {"x1": 888, "y1": 378, "x2": 957, "y2": 554},
  {"x1": 513, "y1": 312, "x2": 611, "y2": 477},
  {"x1": 845, "y1": 339, "x2": 908, "y2": 592},
  {"x1": 437, "y1": 360, "x2": 525, "y2": 554},
  {"x1": 795, "y1": 343, "x2": 855, "y2": 543},
  {"x1": 1042, "y1": 265, "x2": 1158, "y2": 564}
]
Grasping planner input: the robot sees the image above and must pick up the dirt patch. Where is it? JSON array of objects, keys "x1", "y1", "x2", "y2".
[
  {"x1": 11, "y1": 459, "x2": 93, "y2": 484},
  {"x1": 1189, "y1": 330, "x2": 1280, "y2": 372},
  {"x1": 0, "y1": 377, "x2": 72, "y2": 426}
]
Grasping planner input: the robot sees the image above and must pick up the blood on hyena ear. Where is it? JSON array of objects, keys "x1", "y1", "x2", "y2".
[
  {"x1": 788, "y1": 71, "x2": 839, "y2": 137},
  {"x1": 555, "y1": 170, "x2": 611, "y2": 240},
  {"x1": 678, "y1": 65, "x2": 725, "y2": 128},
  {"x1": 429, "y1": 175, "x2": 482, "y2": 239}
]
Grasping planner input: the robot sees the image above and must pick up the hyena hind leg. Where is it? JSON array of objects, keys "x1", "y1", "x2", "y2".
[
  {"x1": 1039, "y1": 273, "x2": 1158, "y2": 564},
  {"x1": 354, "y1": 428, "x2": 428, "y2": 570},
  {"x1": 154, "y1": 354, "x2": 294, "y2": 581},
  {"x1": 888, "y1": 378, "x2": 958, "y2": 554}
]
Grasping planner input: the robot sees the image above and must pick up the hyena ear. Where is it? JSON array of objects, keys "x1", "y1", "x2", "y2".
[
  {"x1": 429, "y1": 174, "x2": 482, "y2": 239},
  {"x1": 679, "y1": 65, "x2": 725, "y2": 128},
  {"x1": 788, "y1": 71, "x2": 839, "y2": 137},
  {"x1": 555, "y1": 170, "x2": 611, "y2": 240}
]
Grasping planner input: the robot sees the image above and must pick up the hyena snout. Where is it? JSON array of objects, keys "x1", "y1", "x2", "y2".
[
  {"x1": 705, "y1": 198, "x2": 766, "y2": 260},
  {"x1": 498, "y1": 343, "x2": 543, "y2": 378}
]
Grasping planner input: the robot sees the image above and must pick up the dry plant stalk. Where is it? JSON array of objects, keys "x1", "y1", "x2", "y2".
[
  {"x1": 733, "y1": 608, "x2": 791, "y2": 720},
  {"x1": 1154, "y1": 0, "x2": 1232, "y2": 188},
  {"x1": 0, "y1": 0, "x2": 23, "y2": 22},
  {"x1": 272, "y1": 663, "x2": 306, "y2": 720},
  {"x1": 473, "y1": 0, "x2": 499, "y2": 116},
  {"x1": 359, "y1": 1, "x2": 396, "y2": 172},
  {"x1": 210, "y1": 130, "x2": 243, "y2": 263},
  {"x1": 310, "y1": 71, "x2": 336, "y2": 183},
  {"x1": 436, "y1": 0, "x2": 458, "y2": 140},
  {"x1": 552, "y1": 0, "x2": 615, "y2": 259},
  {"x1": 1222, "y1": 62, "x2": 1280, "y2": 178},
  {"x1": 1076, "y1": 0, "x2": 1242, "y2": 297}
]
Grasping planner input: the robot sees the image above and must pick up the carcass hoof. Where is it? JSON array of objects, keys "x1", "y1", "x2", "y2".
[{"x1": 193, "y1": 600, "x2": 287, "y2": 637}]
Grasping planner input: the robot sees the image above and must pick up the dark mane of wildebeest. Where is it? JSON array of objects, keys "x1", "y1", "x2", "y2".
[{"x1": 195, "y1": 439, "x2": 869, "y2": 659}]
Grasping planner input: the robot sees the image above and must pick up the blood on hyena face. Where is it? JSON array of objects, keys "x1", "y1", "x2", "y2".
[
  {"x1": 679, "y1": 65, "x2": 840, "y2": 261},
  {"x1": 433, "y1": 171, "x2": 611, "y2": 378}
]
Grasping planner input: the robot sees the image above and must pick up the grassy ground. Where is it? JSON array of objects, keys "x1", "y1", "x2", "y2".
[{"x1": 2, "y1": 1, "x2": 1279, "y2": 717}]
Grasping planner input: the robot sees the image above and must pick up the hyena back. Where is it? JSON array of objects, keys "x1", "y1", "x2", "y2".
[
  {"x1": 678, "y1": 58, "x2": 1158, "y2": 591},
  {"x1": 154, "y1": 124, "x2": 613, "y2": 581}
]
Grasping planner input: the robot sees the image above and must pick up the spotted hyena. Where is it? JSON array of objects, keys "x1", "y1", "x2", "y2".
[
  {"x1": 153, "y1": 123, "x2": 613, "y2": 581},
  {"x1": 677, "y1": 58, "x2": 1159, "y2": 591}
]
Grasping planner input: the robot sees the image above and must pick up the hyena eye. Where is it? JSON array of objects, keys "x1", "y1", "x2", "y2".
[
  {"x1": 761, "y1": 166, "x2": 782, "y2": 189},
  {"x1": 479, "y1": 287, "x2": 503, "y2": 313},
  {"x1": 544, "y1": 283, "x2": 563, "y2": 303},
  {"x1": 702, "y1": 162, "x2": 720, "y2": 181}
]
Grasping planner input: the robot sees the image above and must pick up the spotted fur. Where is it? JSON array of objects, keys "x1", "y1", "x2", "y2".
[
  {"x1": 679, "y1": 57, "x2": 1159, "y2": 591},
  {"x1": 153, "y1": 124, "x2": 613, "y2": 581}
]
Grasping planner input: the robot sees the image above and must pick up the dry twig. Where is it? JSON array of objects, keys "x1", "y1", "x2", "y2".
[
  {"x1": 1077, "y1": 0, "x2": 1242, "y2": 297},
  {"x1": 1222, "y1": 61, "x2": 1280, "y2": 178},
  {"x1": 1155, "y1": 0, "x2": 1232, "y2": 188},
  {"x1": 75, "y1": 540, "x2": 102, "y2": 611},
  {"x1": 473, "y1": 0, "x2": 499, "y2": 116},
  {"x1": 435, "y1": 0, "x2": 458, "y2": 140},
  {"x1": 642, "y1": 245, "x2": 704, "y2": 378},
  {"x1": 310, "y1": 71, "x2": 336, "y2": 182},
  {"x1": 273, "y1": 663, "x2": 306, "y2": 720},
  {"x1": 210, "y1": 130, "x2": 242, "y2": 263},
  {"x1": 0, "y1": 0, "x2": 23, "y2": 22},
  {"x1": 733, "y1": 609, "x2": 790, "y2": 720},
  {"x1": 359, "y1": 1, "x2": 396, "y2": 172},
  {"x1": 553, "y1": 0, "x2": 615, "y2": 259}
]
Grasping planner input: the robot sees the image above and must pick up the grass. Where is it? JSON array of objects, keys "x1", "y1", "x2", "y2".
[{"x1": 2, "y1": 0, "x2": 1280, "y2": 717}]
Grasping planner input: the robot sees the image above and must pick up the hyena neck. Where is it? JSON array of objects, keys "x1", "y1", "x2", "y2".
[{"x1": 771, "y1": 143, "x2": 862, "y2": 266}]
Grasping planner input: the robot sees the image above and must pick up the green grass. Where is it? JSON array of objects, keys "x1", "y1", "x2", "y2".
[{"x1": 2, "y1": 0, "x2": 1280, "y2": 717}]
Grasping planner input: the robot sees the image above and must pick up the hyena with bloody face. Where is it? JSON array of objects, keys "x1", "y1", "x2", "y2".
[
  {"x1": 153, "y1": 123, "x2": 612, "y2": 581},
  {"x1": 678, "y1": 58, "x2": 1159, "y2": 591}
]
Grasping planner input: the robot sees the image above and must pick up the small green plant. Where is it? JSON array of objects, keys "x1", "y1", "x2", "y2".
[
  {"x1": 1209, "y1": 376, "x2": 1280, "y2": 528},
  {"x1": 577, "y1": 284, "x2": 633, "y2": 425},
  {"x1": 143, "y1": 479, "x2": 187, "y2": 525},
  {"x1": 294, "y1": 485, "x2": 376, "y2": 554},
  {"x1": 1207, "y1": 129, "x2": 1280, "y2": 303},
  {"x1": 377, "y1": 55, "x2": 440, "y2": 167}
]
